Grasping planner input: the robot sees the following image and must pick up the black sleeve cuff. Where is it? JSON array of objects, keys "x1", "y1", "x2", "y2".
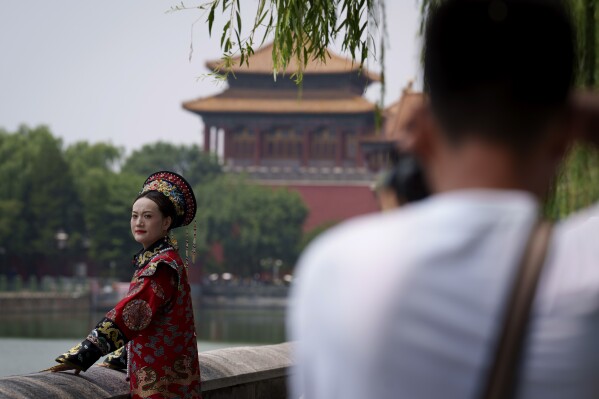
[
  {"x1": 55, "y1": 340, "x2": 103, "y2": 371},
  {"x1": 86, "y1": 317, "x2": 128, "y2": 355},
  {"x1": 102, "y1": 345, "x2": 128, "y2": 370}
]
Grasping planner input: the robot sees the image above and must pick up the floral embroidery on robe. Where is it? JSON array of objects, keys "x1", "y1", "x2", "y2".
[{"x1": 55, "y1": 238, "x2": 202, "y2": 399}]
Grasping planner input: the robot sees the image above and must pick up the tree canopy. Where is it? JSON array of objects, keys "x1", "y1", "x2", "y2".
[
  {"x1": 195, "y1": 176, "x2": 307, "y2": 276},
  {"x1": 0, "y1": 127, "x2": 308, "y2": 280},
  {"x1": 121, "y1": 142, "x2": 221, "y2": 187}
]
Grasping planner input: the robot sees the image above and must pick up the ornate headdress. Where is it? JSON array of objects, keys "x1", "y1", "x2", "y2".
[{"x1": 139, "y1": 171, "x2": 197, "y2": 228}]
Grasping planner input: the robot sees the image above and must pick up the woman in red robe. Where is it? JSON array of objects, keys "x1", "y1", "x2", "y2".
[{"x1": 46, "y1": 171, "x2": 202, "y2": 399}]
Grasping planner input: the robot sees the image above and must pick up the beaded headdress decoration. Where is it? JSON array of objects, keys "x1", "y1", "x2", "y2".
[{"x1": 140, "y1": 171, "x2": 197, "y2": 228}]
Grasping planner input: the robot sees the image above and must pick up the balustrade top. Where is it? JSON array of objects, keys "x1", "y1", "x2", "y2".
[{"x1": 0, "y1": 342, "x2": 292, "y2": 399}]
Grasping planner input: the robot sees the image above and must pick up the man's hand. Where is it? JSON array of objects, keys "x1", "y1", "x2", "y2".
[{"x1": 42, "y1": 363, "x2": 81, "y2": 375}]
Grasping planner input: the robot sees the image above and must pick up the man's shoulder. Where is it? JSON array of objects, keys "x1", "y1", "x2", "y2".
[
  {"x1": 298, "y1": 203, "x2": 429, "y2": 277},
  {"x1": 311, "y1": 208, "x2": 415, "y2": 252}
]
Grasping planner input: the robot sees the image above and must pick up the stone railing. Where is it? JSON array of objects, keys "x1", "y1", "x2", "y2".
[{"x1": 0, "y1": 343, "x2": 292, "y2": 399}]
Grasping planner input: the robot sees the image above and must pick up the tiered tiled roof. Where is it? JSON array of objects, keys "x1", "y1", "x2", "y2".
[
  {"x1": 183, "y1": 92, "x2": 375, "y2": 114},
  {"x1": 205, "y1": 43, "x2": 380, "y2": 82},
  {"x1": 183, "y1": 43, "x2": 380, "y2": 115}
]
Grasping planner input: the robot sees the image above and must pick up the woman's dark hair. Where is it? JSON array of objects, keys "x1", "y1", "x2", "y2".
[{"x1": 135, "y1": 191, "x2": 179, "y2": 230}]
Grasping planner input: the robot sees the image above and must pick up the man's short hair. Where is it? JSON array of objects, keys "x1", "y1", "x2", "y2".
[{"x1": 424, "y1": 0, "x2": 575, "y2": 149}]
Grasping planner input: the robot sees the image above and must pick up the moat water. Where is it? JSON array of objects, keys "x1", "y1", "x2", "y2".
[{"x1": 0, "y1": 307, "x2": 286, "y2": 377}]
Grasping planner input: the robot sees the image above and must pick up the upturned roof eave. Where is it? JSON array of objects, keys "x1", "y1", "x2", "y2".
[
  {"x1": 204, "y1": 64, "x2": 381, "y2": 83},
  {"x1": 205, "y1": 43, "x2": 381, "y2": 83},
  {"x1": 181, "y1": 105, "x2": 377, "y2": 115}
]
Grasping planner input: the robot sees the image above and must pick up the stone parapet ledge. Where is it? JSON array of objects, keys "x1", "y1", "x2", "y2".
[{"x1": 0, "y1": 342, "x2": 292, "y2": 399}]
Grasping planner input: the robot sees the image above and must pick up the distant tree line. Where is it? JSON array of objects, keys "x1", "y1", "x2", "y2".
[{"x1": 0, "y1": 125, "x2": 307, "y2": 280}]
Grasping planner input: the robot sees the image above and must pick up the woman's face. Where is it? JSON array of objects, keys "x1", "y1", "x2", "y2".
[{"x1": 131, "y1": 197, "x2": 172, "y2": 249}]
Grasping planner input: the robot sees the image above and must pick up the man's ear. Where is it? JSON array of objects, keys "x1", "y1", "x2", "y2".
[{"x1": 403, "y1": 103, "x2": 440, "y2": 164}]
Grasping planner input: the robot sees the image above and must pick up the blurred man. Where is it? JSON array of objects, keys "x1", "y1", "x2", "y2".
[{"x1": 288, "y1": 1, "x2": 599, "y2": 398}]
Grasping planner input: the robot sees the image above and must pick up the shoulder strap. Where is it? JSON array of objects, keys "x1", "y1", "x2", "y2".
[{"x1": 481, "y1": 220, "x2": 553, "y2": 399}]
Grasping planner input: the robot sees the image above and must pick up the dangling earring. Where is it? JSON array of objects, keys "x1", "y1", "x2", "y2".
[
  {"x1": 192, "y1": 220, "x2": 197, "y2": 264},
  {"x1": 168, "y1": 231, "x2": 178, "y2": 249},
  {"x1": 185, "y1": 227, "x2": 189, "y2": 268}
]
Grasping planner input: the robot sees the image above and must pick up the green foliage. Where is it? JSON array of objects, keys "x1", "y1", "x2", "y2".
[
  {"x1": 0, "y1": 200, "x2": 21, "y2": 242},
  {"x1": 0, "y1": 126, "x2": 82, "y2": 262},
  {"x1": 545, "y1": 144, "x2": 599, "y2": 219},
  {"x1": 73, "y1": 168, "x2": 143, "y2": 279},
  {"x1": 25, "y1": 128, "x2": 82, "y2": 256},
  {"x1": 570, "y1": 0, "x2": 598, "y2": 87},
  {"x1": 62, "y1": 141, "x2": 141, "y2": 277},
  {"x1": 65, "y1": 142, "x2": 123, "y2": 176},
  {"x1": 0, "y1": 127, "x2": 308, "y2": 279},
  {"x1": 121, "y1": 141, "x2": 221, "y2": 187},
  {"x1": 172, "y1": 0, "x2": 385, "y2": 84},
  {"x1": 196, "y1": 175, "x2": 308, "y2": 276},
  {"x1": 0, "y1": 129, "x2": 28, "y2": 253}
]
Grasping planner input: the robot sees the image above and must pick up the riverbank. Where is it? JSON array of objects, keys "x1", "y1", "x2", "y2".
[
  {"x1": 0, "y1": 292, "x2": 89, "y2": 313},
  {"x1": 0, "y1": 285, "x2": 289, "y2": 313},
  {"x1": 0, "y1": 306, "x2": 286, "y2": 343}
]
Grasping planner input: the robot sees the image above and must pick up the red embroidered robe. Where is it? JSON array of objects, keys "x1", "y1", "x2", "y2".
[{"x1": 56, "y1": 239, "x2": 202, "y2": 399}]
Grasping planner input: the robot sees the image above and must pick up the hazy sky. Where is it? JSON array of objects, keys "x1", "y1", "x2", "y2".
[{"x1": 0, "y1": 1, "x2": 422, "y2": 153}]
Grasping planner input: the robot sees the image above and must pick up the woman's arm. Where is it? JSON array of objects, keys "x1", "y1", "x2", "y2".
[{"x1": 48, "y1": 265, "x2": 177, "y2": 373}]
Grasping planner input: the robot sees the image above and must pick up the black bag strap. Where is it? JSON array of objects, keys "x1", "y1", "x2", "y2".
[{"x1": 481, "y1": 221, "x2": 553, "y2": 399}]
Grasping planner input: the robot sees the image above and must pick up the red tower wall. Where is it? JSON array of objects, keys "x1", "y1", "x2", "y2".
[{"x1": 262, "y1": 183, "x2": 380, "y2": 231}]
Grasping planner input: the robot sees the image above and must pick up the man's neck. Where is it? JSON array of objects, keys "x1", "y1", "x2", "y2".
[{"x1": 428, "y1": 138, "x2": 547, "y2": 198}]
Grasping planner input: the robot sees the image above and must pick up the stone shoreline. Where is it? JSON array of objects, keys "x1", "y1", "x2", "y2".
[{"x1": 0, "y1": 292, "x2": 90, "y2": 313}]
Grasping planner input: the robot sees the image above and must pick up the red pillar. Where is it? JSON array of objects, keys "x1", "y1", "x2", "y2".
[{"x1": 203, "y1": 126, "x2": 211, "y2": 153}]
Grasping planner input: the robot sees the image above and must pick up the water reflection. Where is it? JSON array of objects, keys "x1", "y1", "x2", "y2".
[
  {"x1": 0, "y1": 308, "x2": 286, "y2": 344},
  {"x1": 198, "y1": 308, "x2": 286, "y2": 343}
]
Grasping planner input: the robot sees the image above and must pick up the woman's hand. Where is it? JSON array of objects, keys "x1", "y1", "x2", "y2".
[{"x1": 42, "y1": 363, "x2": 81, "y2": 375}]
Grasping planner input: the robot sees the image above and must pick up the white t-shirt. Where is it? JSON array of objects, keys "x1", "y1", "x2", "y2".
[{"x1": 288, "y1": 189, "x2": 599, "y2": 399}]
